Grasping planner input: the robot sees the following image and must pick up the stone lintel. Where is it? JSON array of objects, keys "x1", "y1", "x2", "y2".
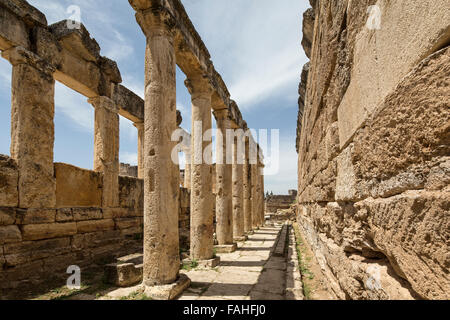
[{"x1": 2, "y1": 46, "x2": 55, "y2": 77}]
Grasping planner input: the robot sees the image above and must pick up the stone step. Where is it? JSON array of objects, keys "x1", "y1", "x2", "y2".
[{"x1": 104, "y1": 253, "x2": 143, "y2": 287}]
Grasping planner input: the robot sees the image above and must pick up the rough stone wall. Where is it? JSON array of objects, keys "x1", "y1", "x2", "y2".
[
  {"x1": 296, "y1": 0, "x2": 449, "y2": 300},
  {"x1": 119, "y1": 163, "x2": 138, "y2": 178}
]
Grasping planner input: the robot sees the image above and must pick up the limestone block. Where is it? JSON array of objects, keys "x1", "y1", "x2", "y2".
[
  {"x1": 76, "y1": 219, "x2": 115, "y2": 234},
  {"x1": 352, "y1": 47, "x2": 450, "y2": 195},
  {"x1": 56, "y1": 208, "x2": 73, "y2": 222},
  {"x1": 0, "y1": 207, "x2": 16, "y2": 226},
  {"x1": 0, "y1": 5, "x2": 30, "y2": 50},
  {"x1": 362, "y1": 191, "x2": 450, "y2": 300},
  {"x1": 113, "y1": 84, "x2": 144, "y2": 123},
  {"x1": 34, "y1": 26, "x2": 62, "y2": 67},
  {"x1": 50, "y1": 20, "x2": 100, "y2": 63},
  {"x1": 72, "y1": 208, "x2": 102, "y2": 221},
  {"x1": 0, "y1": 225, "x2": 22, "y2": 244},
  {"x1": 42, "y1": 253, "x2": 78, "y2": 272},
  {"x1": 335, "y1": 144, "x2": 363, "y2": 202},
  {"x1": 55, "y1": 163, "x2": 103, "y2": 208},
  {"x1": 0, "y1": 155, "x2": 19, "y2": 207},
  {"x1": 15, "y1": 209, "x2": 56, "y2": 225},
  {"x1": 114, "y1": 217, "x2": 142, "y2": 230},
  {"x1": 21, "y1": 223, "x2": 77, "y2": 241},
  {"x1": 4, "y1": 237, "x2": 71, "y2": 266},
  {"x1": 119, "y1": 176, "x2": 143, "y2": 209},
  {"x1": 338, "y1": 0, "x2": 450, "y2": 147}
]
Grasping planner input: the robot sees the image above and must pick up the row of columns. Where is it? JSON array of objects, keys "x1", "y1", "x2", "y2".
[
  {"x1": 2, "y1": 46, "x2": 121, "y2": 211},
  {"x1": 131, "y1": 5, "x2": 266, "y2": 297}
]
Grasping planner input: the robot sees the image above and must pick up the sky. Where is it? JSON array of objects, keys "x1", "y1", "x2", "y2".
[{"x1": 0, "y1": 0, "x2": 309, "y2": 194}]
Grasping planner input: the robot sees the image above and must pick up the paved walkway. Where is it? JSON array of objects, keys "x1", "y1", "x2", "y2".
[{"x1": 178, "y1": 224, "x2": 304, "y2": 300}]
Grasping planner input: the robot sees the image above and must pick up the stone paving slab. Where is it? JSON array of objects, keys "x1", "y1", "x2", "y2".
[{"x1": 178, "y1": 224, "x2": 304, "y2": 301}]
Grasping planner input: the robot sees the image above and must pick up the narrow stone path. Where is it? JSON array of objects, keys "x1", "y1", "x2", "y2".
[{"x1": 178, "y1": 223, "x2": 304, "y2": 300}]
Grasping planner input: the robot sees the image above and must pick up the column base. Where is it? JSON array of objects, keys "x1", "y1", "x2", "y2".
[
  {"x1": 215, "y1": 243, "x2": 238, "y2": 253},
  {"x1": 143, "y1": 274, "x2": 191, "y2": 300},
  {"x1": 183, "y1": 256, "x2": 221, "y2": 268},
  {"x1": 234, "y1": 235, "x2": 248, "y2": 242}
]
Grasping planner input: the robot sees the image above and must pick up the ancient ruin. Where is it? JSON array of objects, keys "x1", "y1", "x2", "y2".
[
  {"x1": 0, "y1": 0, "x2": 448, "y2": 302},
  {"x1": 296, "y1": 0, "x2": 449, "y2": 300}
]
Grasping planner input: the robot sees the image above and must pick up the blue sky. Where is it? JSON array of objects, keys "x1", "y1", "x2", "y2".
[{"x1": 0, "y1": 0, "x2": 309, "y2": 194}]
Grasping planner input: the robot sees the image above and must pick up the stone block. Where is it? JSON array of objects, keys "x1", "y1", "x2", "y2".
[
  {"x1": 0, "y1": 5, "x2": 30, "y2": 51},
  {"x1": 21, "y1": 222, "x2": 77, "y2": 241},
  {"x1": 0, "y1": 207, "x2": 16, "y2": 226},
  {"x1": 0, "y1": 225, "x2": 22, "y2": 244},
  {"x1": 15, "y1": 209, "x2": 56, "y2": 225},
  {"x1": 114, "y1": 217, "x2": 142, "y2": 230},
  {"x1": 72, "y1": 208, "x2": 102, "y2": 221},
  {"x1": 119, "y1": 176, "x2": 143, "y2": 209},
  {"x1": 76, "y1": 219, "x2": 115, "y2": 234},
  {"x1": 55, "y1": 163, "x2": 103, "y2": 208},
  {"x1": 56, "y1": 208, "x2": 73, "y2": 222},
  {"x1": 0, "y1": 155, "x2": 18, "y2": 207},
  {"x1": 338, "y1": 0, "x2": 450, "y2": 147}
]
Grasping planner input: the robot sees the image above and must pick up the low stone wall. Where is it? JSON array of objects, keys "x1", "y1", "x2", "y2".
[
  {"x1": 265, "y1": 195, "x2": 296, "y2": 213},
  {"x1": 0, "y1": 155, "x2": 191, "y2": 299}
]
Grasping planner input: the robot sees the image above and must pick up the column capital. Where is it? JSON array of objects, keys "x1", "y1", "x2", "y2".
[
  {"x1": 2, "y1": 46, "x2": 55, "y2": 78},
  {"x1": 134, "y1": 6, "x2": 176, "y2": 38},
  {"x1": 213, "y1": 108, "x2": 231, "y2": 121},
  {"x1": 184, "y1": 75, "x2": 213, "y2": 98},
  {"x1": 88, "y1": 96, "x2": 119, "y2": 113},
  {"x1": 133, "y1": 121, "x2": 144, "y2": 130}
]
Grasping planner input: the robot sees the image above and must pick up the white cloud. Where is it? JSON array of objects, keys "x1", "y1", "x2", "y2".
[
  {"x1": 54, "y1": 82, "x2": 94, "y2": 133},
  {"x1": 120, "y1": 151, "x2": 138, "y2": 166}
]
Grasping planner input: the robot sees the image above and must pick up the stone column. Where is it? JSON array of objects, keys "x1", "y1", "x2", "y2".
[
  {"x1": 89, "y1": 96, "x2": 119, "y2": 208},
  {"x1": 260, "y1": 170, "x2": 265, "y2": 226},
  {"x1": 2, "y1": 47, "x2": 56, "y2": 209},
  {"x1": 186, "y1": 76, "x2": 218, "y2": 266},
  {"x1": 133, "y1": 122, "x2": 144, "y2": 179},
  {"x1": 214, "y1": 109, "x2": 236, "y2": 253},
  {"x1": 132, "y1": 8, "x2": 188, "y2": 297},
  {"x1": 184, "y1": 161, "x2": 191, "y2": 190},
  {"x1": 243, "y1": 136, "x2": 252, "y2": 234},
  {"x1": 251, "y1": 163, "x2": 259, "y2": 229},
  {"x1": 232, "y1": 132, "x2": 245, "y2": 241}
]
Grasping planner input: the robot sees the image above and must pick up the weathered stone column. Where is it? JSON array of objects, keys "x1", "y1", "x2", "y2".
[
  {"x1": 214, "y1": 109, "x2": 236, "y2": 253},
  {"x1": 89, "y1": 96, "x2": 119, "y2": 208},
  {"x1": 243, "y1": 136, "x2": 253, "y2": 234},
  {"x1": 259, "y1": 167, "x2": 265, "y2": 226},
  {"x1": 133, "y1": 122, "x2": 144, "y2": 179},
  {"x1": 232, "y1": 132, "x2": 246, "y2": 241},
  {"x1": 131, "y1": 5, "x2": 189, "y2": 298},
  {"x1": 184, "y1": 161, "x2": 191, "y2": 190},
  {"x1": 2, "y1": 47, "x2": 56, "y2": 209},
  {"x1": 251, "y1": 162, "x2": 259, "y2": 229},
  {"x1": 186, "y1": 76, "x2": 218, "y2": 266}
]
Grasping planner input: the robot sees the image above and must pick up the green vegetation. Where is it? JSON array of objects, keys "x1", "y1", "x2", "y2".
[{"x1": 293, "y1": 223, "x2": 315, "y2": 300}]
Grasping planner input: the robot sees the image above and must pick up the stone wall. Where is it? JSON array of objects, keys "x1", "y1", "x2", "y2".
[
  {"x1": 265, "y1": 195, "x2": 296, "y2": 213},
  {"x1": 296, "y1": 0, "x2": 449, "y2": 300},
  {"x1": 0, "y1": 155, "x2": 192, "y2": 299}
]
